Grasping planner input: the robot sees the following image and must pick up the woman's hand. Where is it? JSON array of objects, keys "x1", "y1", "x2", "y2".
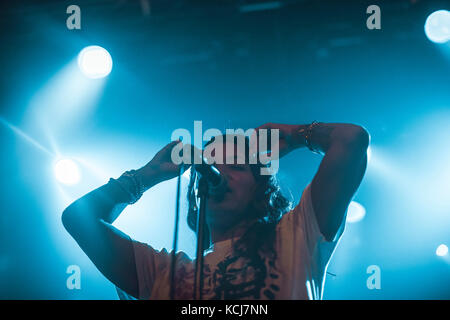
[
  {"x1": 137, "y1": 140, "x2": 191, "y2": 188},
  {"x1": 255, "y1": 123, "x2": 307, "y2": 158}
]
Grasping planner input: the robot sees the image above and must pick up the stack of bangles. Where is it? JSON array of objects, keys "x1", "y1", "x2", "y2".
[
  {"x1": 109, "y1": 169, "x2": 146, "y2": 204},
  {"x1": 299, "y1": 121, "x2": 322, "y2": 154}
]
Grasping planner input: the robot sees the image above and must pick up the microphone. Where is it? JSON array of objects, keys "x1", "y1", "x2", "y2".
[{"x1": 193, "y1": 160, "x2": 228, "y2": 197}]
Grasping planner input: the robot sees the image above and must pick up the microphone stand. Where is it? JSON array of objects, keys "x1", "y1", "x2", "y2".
[
  {"x1": 193, "y1": 175, "x2": 209, "y2": 300},
  {"x1": 169, "y1": 164, "x2": 183, "y2": 300}
]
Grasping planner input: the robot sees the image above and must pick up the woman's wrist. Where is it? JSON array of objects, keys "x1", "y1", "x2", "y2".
[
  {"x1": 136, "y1": 165, "x2": 162, "y2": 191},
  {"x1": 289, "y1": 124, "x2": 309, "y2": 149},
  {"x1": 110, "y1": 169, "x2": 147, "y2": 204},
  {"x1": 298, "y1": 121, "x2": 325, "y2": 154}
]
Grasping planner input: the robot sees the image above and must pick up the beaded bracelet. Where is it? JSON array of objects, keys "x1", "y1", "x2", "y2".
[
  {"x1": 110, "y1": 170, "x2": 146, "y2": 204},
  {"x1": 299, "y1": 121, "x2": 322, "y2": 154}
]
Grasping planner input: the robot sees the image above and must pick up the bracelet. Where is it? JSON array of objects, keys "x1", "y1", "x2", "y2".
[
  {"x1": 110, "y1": 170, "x2": 146, "y2": 204},
  {"x1": 299, "y1": 121, "x2": 322, "y2": 154}
]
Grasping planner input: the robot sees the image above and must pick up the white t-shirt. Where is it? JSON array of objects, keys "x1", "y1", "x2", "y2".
[{"x1": 131, "y1": 183, "x2": 344, "y2": 300}]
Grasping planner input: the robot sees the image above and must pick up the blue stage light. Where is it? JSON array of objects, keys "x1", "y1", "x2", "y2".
[
  {"x1": 77, "y1": 46, "x2": 113, "y2": 79},
  {"x1": 346, "y1": 201, "x2": 366, "y2": 223},
  {"x1": 424, "y1": 10, "x2": 450, "y2": 44},
  {"x1": 54, "y1": 158, "x2": 81, "y2": 185},
  {"x1": 367, "y1": 146, "x2": 372, "y2": 163},
  {"x1": 436, "y1": 244, "x2": 448, "y2": 257}
]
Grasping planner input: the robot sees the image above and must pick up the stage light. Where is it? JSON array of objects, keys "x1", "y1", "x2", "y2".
[
  {"x1": 346, "y1": 201, "x2": 366, "y2": 223},
  {"x1": 77, "y1": 46, "x2": 113, "y2": 79},
  {"x1": 54, "y1": 158, "x2": 81, "y2": 185},
  {"x1": 424, "y1": 10, "x2": 450, "y2": 44},
  {"x1": 436, "y1": 244, "x2": 448, "y2": 257},
  {"x1": 367, "y1": 146, "x2": 372, "y2": 162}
]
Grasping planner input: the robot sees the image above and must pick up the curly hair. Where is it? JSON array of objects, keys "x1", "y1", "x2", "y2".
[{"x1": 186, "y1": 134, "x2": 292, "y2": 258}]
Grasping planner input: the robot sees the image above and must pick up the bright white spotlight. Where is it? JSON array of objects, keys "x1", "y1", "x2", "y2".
[
  {"x1": 54, "y1": 159, "x2": 81, "y2": 185},
  {"x1": 424, "y1": 10, "x2": 450, "y2": 44},
  {"x1": 346, "y1": 201, "x2": 366, "y2": 223},
  {"x1": 77, "y1": 45, "x2": 113, "y2": 79},
  {"x1": 367, "y1": 146, "x2": 372, "y2": 162},
  {"x1": 436, "y1": 244, "x2": 448, "y2": 257}
]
